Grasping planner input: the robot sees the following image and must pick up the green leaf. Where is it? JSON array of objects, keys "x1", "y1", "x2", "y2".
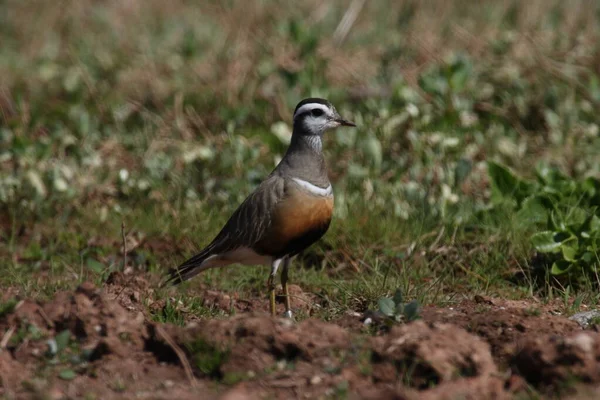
[
  {"x1": 392, "y1": 290, "x2": 403, "y2": 307},
  {"x1": 347, "y1": 164, "x2": 369, "y2": 178},
  {"x1": 580, "y1": 214, "x2": 595, "y2": 239},
  {"x1": 549, "y1": 211, "x2": 566, "y2": 232},
  {"x1": 531, "y1": 231, "x2": 562, "y2": 253},
  {"x1": 59, "y1": 369, "x2": 76, "y2": 380},
  {"x1": 536, "y1": 164, "x2": 567, "y2": 185},
  {"x1": 487, "y1": 161, "x2": 532, "y2": 204},
  {"x1": 454, "y1": 159, "x2": 472, "y2": 187},
  {"x1": 561, "y1": 245, "x2": 578, "y2": 262},
  {"x1": 581, "y1": 251, "x2": 595, "y2": 264},
  {"x1": 403, "y1": 300, "x2": 420, "y2": 321},
  {"x1": 591, "y1": 215, "x2": 600, "y2": 233},
  {"x1": 566, "y1": 207, "x2": 588, "y2": 231},
  {"x1": 54, "y1": 330, "x2": 71, "y2": 353},
  {"x1": 378, "y1": 297, "x2": 395, "y2": 317},
  {"x1": 517, "y1": 195, "x2": 549, "y2": 224},
  {"x1": 550, "y1": 260, "x2": 572, "y2": 275},
  {"x1": 0, "y1": 298, "x2": 18, "y2": 318},
  {"x1": 363, "y1": 134, "x2": 382, "y2": 170},
  {"x1": 583, "y1": 177, "x2": 600, "y2": 196},
  {"x1": 270, "y1": 122, "x2": 291, "y2": 145},
  {"x1": 85, "y1": 258, "x2": 105, "y2": 274}
]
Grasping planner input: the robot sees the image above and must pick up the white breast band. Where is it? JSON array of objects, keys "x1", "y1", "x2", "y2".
[{"x1": 291, "y1": 177, "x2": 333, "y2": 197}]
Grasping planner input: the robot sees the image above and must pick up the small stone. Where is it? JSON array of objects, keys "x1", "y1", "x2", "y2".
[
  {"x1": 46, "y1": 339, "x2": 58, "y2": 356},
  {"x1": 163, "y1": 380, "x2": 174, "y2": 388},
  {"x1": 220, "y1": 386, "x2": 252, "y2": 400},
  {"x1": 566, "y1": 333, "x2": 595, "y2": 353},
  {"x1": 48, "y1": 387, "x2": 64, "y2": 400},
  {"x1": 278, "y1": 318, "x2": 293, "y2": 328},
  {"x1": 569, "y1": 310, "x2": 600, "y2": 328},
  {"x1": 310, "y1": 375, "x2": 322, "y2": 385},
  {"x1": 76, "y1": 281, "x2": 97, "y2": 296}
]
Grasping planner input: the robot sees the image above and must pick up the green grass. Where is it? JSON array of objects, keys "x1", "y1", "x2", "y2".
[
  {"x1": 185, "y1": 338, "x2": 230, "y2": 378},
  {"x1": 2, "y1": 0, "x2": 600, "y2": 321},
  {"x1": 150, "y1": 295, "x2": 226, "y2": 325}
]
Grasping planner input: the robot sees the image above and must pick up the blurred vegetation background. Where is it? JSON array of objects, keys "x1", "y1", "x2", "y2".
[{"x1": 2, "y1": 0, "x2": 600, "y2": 309}]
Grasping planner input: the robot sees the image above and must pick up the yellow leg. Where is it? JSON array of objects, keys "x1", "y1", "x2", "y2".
[
  {"x1": 269, "y1": 282, "x2": 276, "y2": 316},
  {"x1": 281, "y1": 258, "x2": 292, "y2": 319},
  {"x1": 267, "y1": 259, "x2": 281, "y2": 316}
]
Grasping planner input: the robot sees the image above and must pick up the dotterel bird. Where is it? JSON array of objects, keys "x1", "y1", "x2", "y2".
[{"x1": 166, "y1": 98, "x2": 355, "y2": 317}]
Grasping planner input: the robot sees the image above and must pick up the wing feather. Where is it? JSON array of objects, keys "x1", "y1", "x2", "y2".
[{"x1": 165, "y1": 174, "x2": 285, "y2": 285}]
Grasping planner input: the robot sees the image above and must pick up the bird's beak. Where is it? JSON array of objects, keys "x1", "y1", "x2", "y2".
[{"x1": 335, "y1": 117, "x2": 356, "y2": 127}]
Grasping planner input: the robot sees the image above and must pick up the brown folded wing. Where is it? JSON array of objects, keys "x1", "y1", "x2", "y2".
[{"x1": 166, "y1": 174, "x2": 285, "y2": 283}]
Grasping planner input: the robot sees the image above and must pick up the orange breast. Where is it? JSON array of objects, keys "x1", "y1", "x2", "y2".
[
  {"x1": 274, "y1": 191, "x2": 333, "y2": 241},
  {"x1": 257, "y1": 185, "x2": 334, "y2": 255}
]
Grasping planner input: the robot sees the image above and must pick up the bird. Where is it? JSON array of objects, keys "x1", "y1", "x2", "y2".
[{"x1": 165, "y1": 98, "x2": 355, "y2": 317}]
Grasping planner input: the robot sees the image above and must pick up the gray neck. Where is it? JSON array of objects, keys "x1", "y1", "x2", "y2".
[
  {"x1": 275, "y1": 134, "x2": 330, "y2": 187},
  {"x1": 293, "y1": 134, "x2": 322, "y2": 153}
]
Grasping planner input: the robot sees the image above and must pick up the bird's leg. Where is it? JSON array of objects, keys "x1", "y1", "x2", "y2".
[
  {"x1": 267, "y1": 259, "x2": 281, "y2": 316},
  {"x1": 268, "y1": 280, "x2": 276, "y2": 317},
  {"x1": 281, "y1": 257, "x2": 293, "y2": 319}
]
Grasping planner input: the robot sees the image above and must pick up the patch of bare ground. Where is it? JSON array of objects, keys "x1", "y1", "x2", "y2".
[
  {"x1": 0, "y1": 282, "x2": 212, "y2": 399},
  {"x1": 1, "y1": 283, "x2": 599, "y2": 399},
  {"x1": 420, "y1": 296, "x2": 581, "y2": 368}
]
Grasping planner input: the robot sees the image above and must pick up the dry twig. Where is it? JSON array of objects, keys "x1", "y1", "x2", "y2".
[
  {"x1": 333, "y1": 0, "x2": 366, "y2": 45},
  {"x1": 155, "y1": 324, "x2": 197, "y2": 387},
  {"x1": 116, "y1": 221, "x2": 135, "y2": 301},
  {"x1": 121, "y1": 220, "x2": 127, "y2": 270},
  {"x1": 0, "y1": 326, "x2": 15, "y2": 349}
]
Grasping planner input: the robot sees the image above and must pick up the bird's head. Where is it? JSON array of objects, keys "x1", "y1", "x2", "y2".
[{"x1": 292, "y1": 98, "x2": 355, "y2": 137}]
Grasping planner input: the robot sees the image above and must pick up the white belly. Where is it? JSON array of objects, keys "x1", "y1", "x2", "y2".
[{"x1": 218, "y1": 247, "x2": 273, "y2": 266}]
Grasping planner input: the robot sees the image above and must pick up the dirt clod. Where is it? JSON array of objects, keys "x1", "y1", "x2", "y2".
[
  {"x1": 421, "y1": 299, "x2": 580, "y2": 367},
  {"x1": 371, "y1": 321, "x2": 497, "y2": 389},
  {"x1": 514, "y1": 331, "x2": 600, "y2": 389}
]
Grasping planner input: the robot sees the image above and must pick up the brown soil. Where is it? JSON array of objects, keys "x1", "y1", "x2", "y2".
[{"x1": 0, "y1": 281, "x2": 596, "y2": 399}]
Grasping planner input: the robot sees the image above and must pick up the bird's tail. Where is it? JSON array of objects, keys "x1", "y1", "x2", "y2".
[{"x1": 163, "y1": 247, "x2": 219, "y2": 286}]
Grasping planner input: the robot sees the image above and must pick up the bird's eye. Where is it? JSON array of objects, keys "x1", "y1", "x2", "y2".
[{"x1": 311, "y1": 109, "x2": 324, "y2": 117}]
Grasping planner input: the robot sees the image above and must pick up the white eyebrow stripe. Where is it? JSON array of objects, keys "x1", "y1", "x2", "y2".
[
  {"x1": 291, "y1": 177, "x2": 333, "y2": 197},
  {"x1": 293, "y1": 103, "x2": 330, "y2": 120}
]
